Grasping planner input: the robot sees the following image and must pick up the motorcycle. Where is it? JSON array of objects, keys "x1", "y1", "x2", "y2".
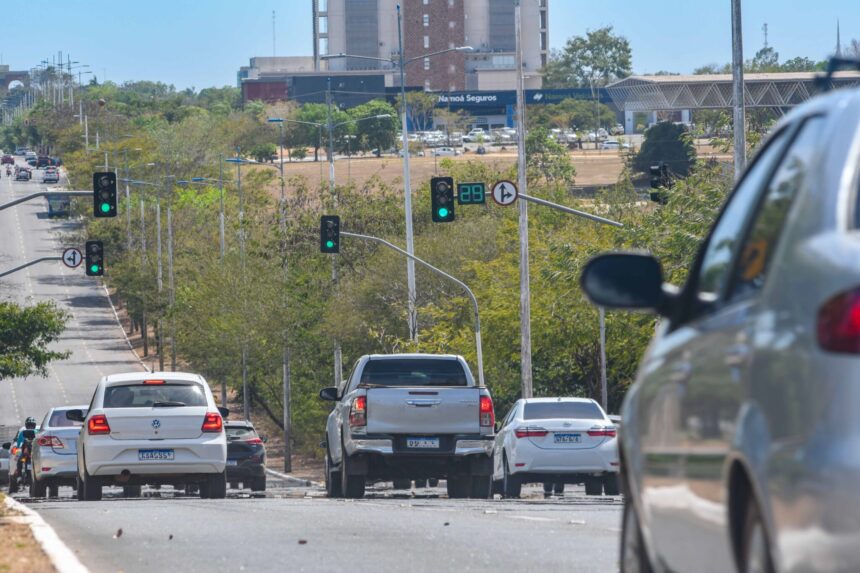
[{"x1": 5, "y1": 429, "x2": 35, "y2": 494}]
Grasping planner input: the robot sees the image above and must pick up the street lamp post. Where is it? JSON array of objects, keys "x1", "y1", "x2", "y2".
[
  {"x1": 225, "y1": 152, "x2": 250, "y2": 422},
  {"x1": 322, "y1": 7, "x2": 472, "y2": 343}
]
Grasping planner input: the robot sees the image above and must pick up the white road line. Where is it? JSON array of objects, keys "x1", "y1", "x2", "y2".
[{"x1": 3, "y1": 495, "x2": 90, "y2": 573}]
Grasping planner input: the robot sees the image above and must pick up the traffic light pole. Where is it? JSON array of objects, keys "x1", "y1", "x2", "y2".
[
  {"x1": 340, "y1": 231, "x2": 485, "y2": 388},
  {"x1": 0, "y1": 191, "x2": 91, "y2": 212},
  {"x1": 0, "y1": 257, "x2": 62, "y2": 279}
]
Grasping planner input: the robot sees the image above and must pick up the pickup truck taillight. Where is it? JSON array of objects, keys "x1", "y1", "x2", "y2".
[
  {"x1": 818, "y1": 287, "x2": 860, "y2": 353},
  {"x1": 479, "y1": 395, "x2": 495, "y2": 428},
  {"x1": 349, "y1": 396, "x2": 367, "y2": 427}
]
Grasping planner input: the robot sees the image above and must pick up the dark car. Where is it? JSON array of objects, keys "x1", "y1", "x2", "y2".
[
  {"x1": 37, "y1": 156, "x2": 51, "y2": 168},
  {"x1": 26, "y1": 158, "x2": 37, "y2": 167},
  {"x1": 1, "y1": 155, "x2": 13, "y2": 165},
  {"x1": 225, "y1": 421, "x2": 266, "y2": 491}
]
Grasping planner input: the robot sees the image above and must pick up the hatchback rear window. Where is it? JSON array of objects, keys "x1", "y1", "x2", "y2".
[
  {"x1": 524, "y1": 402, "x2": 605, "y2": 420},
  {"x1": 49, "y1": 409, "x2": 88, "y2": 428},
  {"x1": 360, "y1": 359, "x2": 467, "y2": 387},
  {"x1": 226, "y1": 426, "x2": 258, "y2": 439},
  {"x1": 103, "y1": 383, "x2": 207, "y2": 408}
]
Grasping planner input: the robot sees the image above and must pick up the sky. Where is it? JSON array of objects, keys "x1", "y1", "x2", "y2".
[{"x1": 0, "y1": 0, "x2": 853, "y2": 90}]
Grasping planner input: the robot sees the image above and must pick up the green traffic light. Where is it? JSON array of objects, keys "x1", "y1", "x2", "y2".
[
  {"x1": 326, "y1": 240, "x2": 334, "y2": 249},
  {"x1": 90, "y1": 265, "x2": 100, "y2": 273},
  {"x1": 438, "y1": 208, "x2": 449, "y2": 218},
  {"x1": 100, "y1": 203, "x2": 110, "y2": 213}
]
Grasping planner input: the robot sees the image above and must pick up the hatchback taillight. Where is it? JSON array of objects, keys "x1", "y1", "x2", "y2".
[
  {"x1": 202, "y1": 412, "x2": 223, "y2": 433},
  {"x1": 37, "y1": 435, "x2": 64, "y2": 448},
  {"x1": 818, "y1": 288, "x2": 860, "y2": 354},
  {"x1": 244, "y1": 437, "x2": 263, "y2": 445},
  {"x1": 479, "y1": 395, "x2": 495, "y2": 428},
  {"x1": 88, "y1": 415, "x2": 111, "y2": 435},
  {"x1": 349, "y1": 396, "x2": 367, "y2": 427},
  {"x1": 515, "y1": 427, "x2": 548, "y2": 439},
  {"x1": 587, "y1": 426, "x2": 617, "y2": 438}
]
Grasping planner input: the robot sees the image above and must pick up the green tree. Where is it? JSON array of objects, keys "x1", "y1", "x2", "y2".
[
  {"x1": 542, "y1": 27, "x2": 632, "y2": 88},
  {"x1": 525, "y1": 127, "x2": 575, "y2": 183},
  {"x1": 0, "y1": 301, "x2": 69, "y2": 380},
  {"x1": 528, "y1": 98, "x2": 616, "y2": 132},
  {"x1": 350, "y1": 100, "x2": 398, "y2": 157},
  {"x1": 633, "y1": 122, "x2": 696, "y2": 176},
  {"x1": 396, "y1": 92, "x2": 439, "y2": 133},
  {"x1": 250, "y1": 142, "x2": 277, "y2": 163}
]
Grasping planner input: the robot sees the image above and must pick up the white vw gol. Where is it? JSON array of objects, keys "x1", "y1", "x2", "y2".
[
  {"x1": 69, "y1": 372, "x2": 228, "y2": 501},
  {"x1": 492, "y1": 397, "x2": 620, "y2": 498}
]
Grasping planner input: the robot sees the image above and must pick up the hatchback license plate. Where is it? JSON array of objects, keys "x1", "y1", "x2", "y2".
[
  {"x1": 138, "y1": 449, "x2": 174, "y2": 461},
  {"x1": 406, "y1": 437, "x2": 439, "y2": 449},
  {"x1": 554, "y1": 433, "x2": 581, "y2": 444},
  {"x1": 226, "y1": 459, "x2": 238, "y2": 466}
]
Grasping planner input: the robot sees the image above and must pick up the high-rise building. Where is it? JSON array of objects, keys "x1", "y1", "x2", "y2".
[{"x1": 312, "y1": 0, "x2": 547, "y2": 90}]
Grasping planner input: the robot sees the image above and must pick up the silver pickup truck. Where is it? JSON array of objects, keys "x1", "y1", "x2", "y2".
[{"x1": 320, "y1": 353, "x2": 495, "y2": 499}]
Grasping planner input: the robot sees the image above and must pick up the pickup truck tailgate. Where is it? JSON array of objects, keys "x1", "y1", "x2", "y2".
[{"x1": 366, "y1": 388, "x2": 480, "y2": 435}]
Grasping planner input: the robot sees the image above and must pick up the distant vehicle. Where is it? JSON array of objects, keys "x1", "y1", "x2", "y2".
[
  {"x1": 24, "y1": 151, "x2": 37, "y2": 160},
  {"x1": 398, "y1": 149, "x2": 425, "y2": 158},
  {"x1": 225, "y1": 421, "x2": 267, "y2": 492},
  {"x1": 580, "y1": 77, "x2": 860, "y2": 572},
  {"x1": 37, "y1": 155, "x2": 52, "y2": 168},
  {"x1": 1, "y1": 155, "x2": 13, "y2": 165},
  {"x1": 463, "y1": 129, "x2": 487, "y2": 143},
  {"x1": 492, "y1": 398, "x2": 619, "y2": 498},
  {"x1": 43, "y1": 169, "x2": 60, "y2": 184},
  {"x1": 476, "y1": 146, "x2": 487, "y2": 155},
  {"x1": 26, "y1": 158, "x2": 37, "y2": 167},
  {"x1": 14, "y1": 147, "x2": 28, "y2": 156},
  {"x1": 46, "y1": 193, "x2": 71, "y2": 218},
  {"x1": 600, "y1": 140, "x2": 631, "y2": 151},
  {"x1": 610, "y1": 124, "x2": 625, "y2": 135},
  {"x1": 432, "y1": 147, "x2": 460, "y2": 157},
  {"x1": 320, "y1": 354, "x2": 495, "y2": 499},
  {"x1": 30, "y1": 405, "x2": 89, "y2": 498},
  {"x1": 71, "y1": 371, "x2": 228, "y2": 501},
  {"x1": 15, "y1": 169, "x2": 31, "y2": 181}
]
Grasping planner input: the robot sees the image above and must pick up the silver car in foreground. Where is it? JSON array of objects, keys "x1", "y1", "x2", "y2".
[
  {"x1": 581, "y1": 79, "x2": 860, "y2": 572},
  {"x1": 30, "y1": 405, "x2": 88, "y2": 498}
]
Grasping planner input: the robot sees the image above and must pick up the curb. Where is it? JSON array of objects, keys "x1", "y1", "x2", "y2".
[
  {"x1": 3, "y1": 495, "x2": 89, "y2": 573},
  {"x1": 264, "y1": 467, "x2": 323, "y2": 488}
]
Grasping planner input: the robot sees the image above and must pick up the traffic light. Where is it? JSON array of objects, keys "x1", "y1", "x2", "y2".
[
  {"x1": 431, "y1": 177, "x2": 455, "y2": 222},
  {"x1": 85, "y1": 240, "x2": 104, "y2": 276},
  {"x1": 93, "y1": 172, "x2": 117, "y2": 218},
  {"x1": 320, "y1": 215, "x2": 340, "y2": 253}
]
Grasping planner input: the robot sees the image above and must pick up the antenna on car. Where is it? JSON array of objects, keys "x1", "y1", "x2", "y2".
[{"x1": 814, "y1": 57, "x2": 860, "y2": 92}]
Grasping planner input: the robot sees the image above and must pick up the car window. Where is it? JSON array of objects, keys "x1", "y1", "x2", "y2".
[
  {"x1": 523, "y1": 402, "x2": 605, "y2": 420},
  {"x1": 48, "y1": 409, "x2": 88, "y2": 428},
  {"x1": 103, "y1": 383, "x2": 207, "y2": 408},
  {"x1": 691, "y1": 127, "x2": 794, "y2": 306},
  {"x1": 226, "y1": 426, "x2": 258, "y2": 440},
  {"x1": 359, "y1": 359, "x2": 467, "y2": 387},
  {"x1": 730, "y1": 116, "x2": 825, "y2": 299}
]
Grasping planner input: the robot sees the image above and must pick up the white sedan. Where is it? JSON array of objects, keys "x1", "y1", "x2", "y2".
[
  {"x1": 492, "y1": 398, "x2": 619, "y2": 498},
  {"x1": 71, "y1": 372, "x2": 228, "y2": 501}
]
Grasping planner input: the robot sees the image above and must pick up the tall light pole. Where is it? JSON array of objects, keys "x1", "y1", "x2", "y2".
[
  {"x1": 321, "y1": 8, "x2": 471, "y2": 342},
  {"x1": 225, "y1": 152, "x2": 250, "y2": 421},
  {"x1": 731, "y1": 0, "x2": 746, "y2": 179}
]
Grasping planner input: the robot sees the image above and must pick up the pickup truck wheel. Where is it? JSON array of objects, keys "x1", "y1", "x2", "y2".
[
  {"x1": 325, "y1": 450, "x2": 343, "y2": 498},
  {"x1": 414, "y1": 479, "x2": 428, "y2": 488},
  {"x1": 340, "y1": 453, "x2": 365, "y2": 499},
  {"x1": 502, "y1": 456, "x2": 521, "y2": 499},
  {"x1": 446, "y1": 476, "x2": 471, "y2": 499},
  {"x1": 48, "y1": 484, "x2": 59, "y2": 498},
  {"x1": 603, "y1": 474, "x2": 620, "y2": 496},
  {"x1": 469, "y1": 476, "x2": 492, "y2": 499}
]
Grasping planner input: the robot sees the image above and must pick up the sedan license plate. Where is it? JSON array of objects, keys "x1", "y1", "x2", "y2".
[
  {"x1": 406, "y1": 437, "x2": 439, "y2": 449},
  {"x1": 138, "y1": 449, "x2": 174, "y2": 461},
  {"x1": 226, "y1": 459, "x2": 238, "y2": 466},
  {"x1": 553, "y1": 433, "x2": 581, "y2": 444}
]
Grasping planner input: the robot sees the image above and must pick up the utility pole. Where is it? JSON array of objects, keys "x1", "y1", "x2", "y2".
[
  {"x1": 123, "y1": 148, "x2": 132, "y2": 251},
  {"x1": 731, "y1": 0, "x2": 746, "y2": 179},
  {"x1": 140, "y1": 190, "x2": 148, "y2": 358},
  {"x1": 514, "y1": 0, "x2": 533, "y2": 399},
  {"x1": 156, "y1": 188, "x2": 164, "y2": 372},
  {"x1": 274, "y1": 117, "x2": 292, "y2": 472},
  {"x1": 235, "y1": 149, "x2": 250, "y2": 422},
  {"x1": 326, "y1": 78, "x2": 343, "y2": 386},
  {"x1": 167, "y1": 202, "x2": 176, "y2": 372}
]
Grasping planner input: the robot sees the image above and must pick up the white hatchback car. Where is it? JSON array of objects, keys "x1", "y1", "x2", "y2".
[
  {"x1": 70, "y1": 372, "x2": 228, "y2": 501},
  {"x1": 492, "y1": 398, "x2": 619, "y2": 498}
]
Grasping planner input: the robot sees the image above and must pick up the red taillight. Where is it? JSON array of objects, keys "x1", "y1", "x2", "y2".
[
  {"x1": 479, "y1": 395, "x2": 495, "y2": 428},
  {"x1": 349, "y1": 395, "x2": 367, "y2": 427},
  {"x1": 587, "y1": 427, "x2": 617, "y2": 438},
  {"x1": 202, "y1": 412, "x2": 223, "y2": 433},
  {"x1": 515, "y1": 427, "x2": 548, "y2": 439},
  {"x1": 37, "y1": 435, "x2": 64, "y2": 448},
  {"x1": 143, "y1": 379, "x2": 166, "y2": 385},
  {"x1": 88, "y1": 415, "x2": 111, "y2": 435},
  {"x1": 244, "y1": 437, "x2": 263, "y2": 445},
  {"x1": 818, "y1": 288, "x2": 860, "y2": 354}
]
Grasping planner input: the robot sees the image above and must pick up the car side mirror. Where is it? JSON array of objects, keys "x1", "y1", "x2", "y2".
[
  {"x1": 66, "y1": 409, "x2": 85, "y2": 422},
  {"x1": 319, "y1": 387, "x2": 339, "y2": 402},
  {"x1": 22, "y1": 430, "x2": 36, "y2": 440},
  {"x1": 1, "y1": 442, "x2": 10, "y2": 450},
  {"x1": 218, "y1": 407, "x2": 230, "y2": 419},
  {"x1": 580, "y1": 252, "x2": 672, "y2": 313}
]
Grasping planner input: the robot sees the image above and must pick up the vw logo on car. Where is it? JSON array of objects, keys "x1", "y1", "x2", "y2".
[{"x1": 151, "y1": 419, "x2": 161, "y2": 429}]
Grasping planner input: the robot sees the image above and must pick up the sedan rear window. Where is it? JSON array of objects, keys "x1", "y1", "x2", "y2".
[
  {"x1": 360, "y1": 359, "x2": 467, "y2": 387},
  {"x1": 103, "y1": 383, "x2": 207, "y2": 408},
  {"x1": 49, "y1": 409, "x2": 88, "y2": 428},
  {"x1": 524, "y1": 402, "x2": 605, "y2": 420}
]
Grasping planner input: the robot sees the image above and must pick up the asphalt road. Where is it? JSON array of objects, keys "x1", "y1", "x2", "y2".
[{"x1": 1, "y1": 156, "x2": 623, "y2": 572}]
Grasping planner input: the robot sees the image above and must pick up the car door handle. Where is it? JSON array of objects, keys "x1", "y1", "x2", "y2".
[
  {"x1": 725, "y1": 344, "x2": 750, "y2": 367},
  {"x1": 406, "y1": 400, "x2": 441, "y2": 407},
  {"x1": 669, "y1": 362, "x2": 692, "y2": 383}
]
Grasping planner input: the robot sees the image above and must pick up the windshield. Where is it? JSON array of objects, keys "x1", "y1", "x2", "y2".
[
  {"x1": 360, "y1": 359, "x2": 468, "y2": 387},
  {"x1": 226, "y1": 426, "x2": 258, "y2": 440},
  {"x1": 523, "y1": 402, "x2": 605, "y2": 421},
  {"x1": 49, "y1": 409, "x2": 88, "y2": 428},
  {"x1": 103, "y1": 383, "x2": 207, "y2": 408}
]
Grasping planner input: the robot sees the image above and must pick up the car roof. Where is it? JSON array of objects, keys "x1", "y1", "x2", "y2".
[
  {"x1": 102, "y1": 371, "x2": 205, "y2": 386},
  {"x1": 366, "y1": 353, "x2": 462, "y2": 361},
  {"x1": 520, "y1": 397, "x2": 599, "y2": 404},
  {"x1": 49, "y1": 405, "x2": 88, "y2": 413},
  {"x1": 225, "y1": 421, "x2": 255, "y2": 428}
]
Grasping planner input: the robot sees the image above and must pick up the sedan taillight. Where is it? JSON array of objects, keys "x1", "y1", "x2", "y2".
[
  {"x1": 515, "y1": 427, "x2": 548, "y2": 439},
  {"x1": 349, "y1": 396, "x2": 367, "y2": 427},
  {"x1": 587, "y1": 426, "x2": 617, "y2": 438},
  {"x1": 818, "y1": 288, "x2": 860, "y2": 354},
  {"x1": 202, "y1": 412, "x2": 223, "y2": 433},
  {"x1": 88, "y1": 415, "x2": 111, "y2": 435},
  {"x1": 37, "y1": 435, "x2": 64, "y2": 448}
]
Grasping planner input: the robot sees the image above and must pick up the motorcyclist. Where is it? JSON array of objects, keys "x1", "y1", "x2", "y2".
[{"x1": 13, "y1": 417, "x2": 38, "y2": 479}]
